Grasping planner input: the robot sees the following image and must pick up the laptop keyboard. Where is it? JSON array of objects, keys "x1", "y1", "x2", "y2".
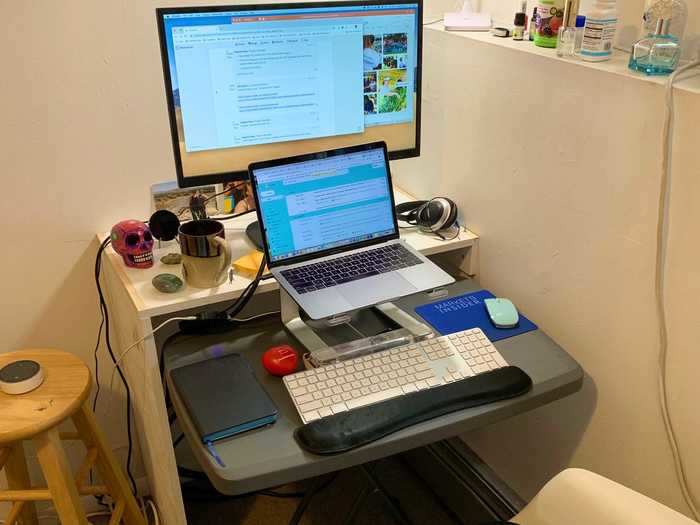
[{"x1": 281, "y1": 244, "x2": 423, "y2": 294}]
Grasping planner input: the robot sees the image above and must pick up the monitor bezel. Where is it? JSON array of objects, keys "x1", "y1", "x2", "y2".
[
  {"x1": 248, "y1": 141, "x2": 400, "y2": 269},
  {"x1": 156, "y1": 0, "x2": 423, "y2": 189}
]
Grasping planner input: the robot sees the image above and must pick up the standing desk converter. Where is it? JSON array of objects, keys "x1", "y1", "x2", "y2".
[{"x1": 165, "y1": 278, "x2": 583, "y2": 496}]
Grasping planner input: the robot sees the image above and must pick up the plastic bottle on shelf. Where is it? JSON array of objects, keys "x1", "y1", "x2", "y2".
[
  {"x1": 580, "y1": 0, "x2": 618, "y2": 62},
  {"x1": 534, "y1": 0, "x2": 565, "y2": 48}
]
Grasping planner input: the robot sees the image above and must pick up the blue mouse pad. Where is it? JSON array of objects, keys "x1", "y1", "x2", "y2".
[{"x1": 415, "y1": 290, "x2": 537, "y2": 341}]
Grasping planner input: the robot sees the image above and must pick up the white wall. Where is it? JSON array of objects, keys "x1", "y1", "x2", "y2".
[
  {"x1": 393, "y1": 26, "x2": 700, "y2": 515},
  {"x1": 1, "y1": 0, "x2": 699, "y2": 520}
]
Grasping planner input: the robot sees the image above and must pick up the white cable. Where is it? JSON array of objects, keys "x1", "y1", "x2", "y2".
[
  {"x1": 106, "y1": 316, "x2": 195, "y2": 411},
  {"x1": 231, "y1": 310, "x2": 280, "y2": 322},
  {"x1": 145, "y1": 498, "x2": 160, "y2": 525},
  {"x1": 656, "y1": 58, "x2": 700, "y2": 521}
]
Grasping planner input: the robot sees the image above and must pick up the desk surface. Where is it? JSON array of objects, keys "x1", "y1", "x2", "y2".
[
  {"x1": 165, "y1": 279, "x2": 583, "y2": 495},
  {"x1": 99, "y1": 187, "x2": 478, "y2": 319}
]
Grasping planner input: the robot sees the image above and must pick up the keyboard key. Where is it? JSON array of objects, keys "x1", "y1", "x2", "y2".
[
  {"x1": 303, "y1": 410, "x2": 320, "y2": 422},
  {"x1": 473, "y1": 364, "x2": 490, "y2": 374},
  {"x1": 299, "y1": 399, "x2": 323, "y2": 412},
  {"x1": 296, "y1": 393, "x2": 314, "y2": 404},
  {"x1": 415, "y1": 369, "x2": 435, "y2": 380},
  {"x1": 494, "y1": 355, "x2": 508, "y2": 367},
  {"x1": 402, "y1": 383, "x2": 417, "y2": 394},
  {"x1": 318, "y1": 407, "x2": 333, "y2": 418},
  {"x1": 346, "y1": 387, "x2": 403, "y2": 409},
  {"x1": 331, "y1": 403, "x2": 348, "y2": 414}
]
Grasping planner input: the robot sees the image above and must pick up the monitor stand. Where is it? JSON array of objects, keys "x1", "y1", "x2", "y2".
[
  {"x1": 246, "y1": 221, "x2": 264, "y2": 251},
  {"x1": 280, "y1": 288, "x2": 435, "y2": 368}
]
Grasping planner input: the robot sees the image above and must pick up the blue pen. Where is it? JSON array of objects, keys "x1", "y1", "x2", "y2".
[{"x1": 205, "y1": 441, "x2": 226, "y2": 468}]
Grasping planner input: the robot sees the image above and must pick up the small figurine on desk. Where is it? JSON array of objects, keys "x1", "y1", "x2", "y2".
[
  {"x1": 189, "y1": 190, "x2": 208, "y2": 220},
  {"x1": 111, "y1": 220, "x2": 154, "y2": 268}
]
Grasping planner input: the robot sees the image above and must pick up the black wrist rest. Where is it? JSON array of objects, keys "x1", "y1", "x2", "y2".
[{"x1": 294, "y1": 366, "x2": 532, "y2": 455}]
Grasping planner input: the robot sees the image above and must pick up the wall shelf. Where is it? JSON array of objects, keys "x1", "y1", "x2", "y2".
[{"x1": 425, "y1": 24, "x2": 700, "y2": 95}]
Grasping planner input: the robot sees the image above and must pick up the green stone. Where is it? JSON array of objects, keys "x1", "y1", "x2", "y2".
[
  {"x1": 160, "y1": 253, "x2": 182, "y2": 265},
  {"x1": 152, "y1": 273, "x2": 183, "y2": 294}
]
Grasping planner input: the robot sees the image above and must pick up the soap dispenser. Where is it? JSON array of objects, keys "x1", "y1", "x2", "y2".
[{"x1": 629, "y1": 18, "x2": 681, "y2": 76}]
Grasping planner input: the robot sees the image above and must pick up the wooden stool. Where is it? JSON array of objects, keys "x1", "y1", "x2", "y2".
[{"x1": 0, "y1": 349, "x2": 146, "y2": 525}]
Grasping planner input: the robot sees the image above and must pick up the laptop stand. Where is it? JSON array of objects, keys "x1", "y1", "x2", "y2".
[{"x1": 281, "y1": 288, "x2": 436, "y2": 367}]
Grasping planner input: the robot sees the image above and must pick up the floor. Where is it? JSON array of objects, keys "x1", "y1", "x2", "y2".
[{"x1": 183, "y1": 456, "x2": 461, "y2": 525}]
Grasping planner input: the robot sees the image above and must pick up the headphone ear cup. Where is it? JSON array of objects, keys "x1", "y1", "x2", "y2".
[
  {"x1": 419, "y1": 198, "x2": 450, "y2": 231},
  {"x1": 395, "y1": 201, "x2": 427, "y2": 224},
  {"x1": 443, "y1": 198, "x2": 458, "y2": 229}
]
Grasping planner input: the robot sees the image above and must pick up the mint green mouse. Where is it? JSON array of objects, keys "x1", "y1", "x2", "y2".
[{"x1": 484, "y1": 298, "x2": 519, "y2": 329}]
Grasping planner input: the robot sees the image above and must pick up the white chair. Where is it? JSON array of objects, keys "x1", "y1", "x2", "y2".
[{"x1": 511, "y1": 468, "x2": 696, "y2": 525}]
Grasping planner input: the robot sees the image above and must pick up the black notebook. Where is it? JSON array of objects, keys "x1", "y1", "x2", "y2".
[{"x1": 169, "y1": 353, "x2": 278, "y2": 444}]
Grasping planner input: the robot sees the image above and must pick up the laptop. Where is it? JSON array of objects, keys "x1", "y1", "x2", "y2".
[{"x1": 249, "y1": 142, "x2": 454, "y2": 320}]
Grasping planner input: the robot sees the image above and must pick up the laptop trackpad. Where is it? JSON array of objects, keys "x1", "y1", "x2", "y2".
[{"x1": 339, "y1": 273, "x2": 417, "y2": 307}]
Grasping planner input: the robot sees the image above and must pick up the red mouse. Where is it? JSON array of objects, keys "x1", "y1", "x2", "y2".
[{"x1": 262, "y1": 345, "x2": 299, "y2": 376}]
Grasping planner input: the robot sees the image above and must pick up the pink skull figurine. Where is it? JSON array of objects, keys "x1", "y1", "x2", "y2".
[{"x1": 111, "y1": 220, "x2": 154, "y2": 268}]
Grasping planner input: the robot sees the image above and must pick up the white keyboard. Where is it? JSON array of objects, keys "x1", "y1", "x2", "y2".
[{"x1": 284, "y1": 328, "x2": 509, "y2": 424}]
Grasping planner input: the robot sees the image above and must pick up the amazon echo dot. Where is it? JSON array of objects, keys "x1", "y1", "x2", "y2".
[{"x1": 0, "y1": 360, "x2": 45, "y2": 395}]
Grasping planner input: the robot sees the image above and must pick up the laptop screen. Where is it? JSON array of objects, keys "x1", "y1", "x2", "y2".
[{"x1": 251, "y1": 145, "x2": 398, "y2": 264}]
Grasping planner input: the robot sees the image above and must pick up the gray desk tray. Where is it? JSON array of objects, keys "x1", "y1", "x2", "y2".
[{"x1": 165, "y1": 279, "x2": 583, "y2": 495}]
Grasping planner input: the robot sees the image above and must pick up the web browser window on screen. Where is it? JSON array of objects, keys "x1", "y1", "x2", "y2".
[
  {"x1": 161, "y1": 3, "x2": 420, "y2": 179},
  {"x1": 253, "y1": 147, "x2": 396, "y2": 263}
]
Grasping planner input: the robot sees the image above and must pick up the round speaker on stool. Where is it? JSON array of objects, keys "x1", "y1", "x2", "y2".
[{"x1": 0, "y1": 360, "x2": 45, "y2": 395}]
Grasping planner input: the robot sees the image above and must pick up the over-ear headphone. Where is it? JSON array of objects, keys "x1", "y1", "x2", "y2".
[{"x1": 395, "y1": 197, "x2": 460, "y2": 239}]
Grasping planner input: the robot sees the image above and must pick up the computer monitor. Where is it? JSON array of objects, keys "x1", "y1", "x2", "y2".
[{"x1": 156, "y1": 0, "x2": 423, "y2": 189}]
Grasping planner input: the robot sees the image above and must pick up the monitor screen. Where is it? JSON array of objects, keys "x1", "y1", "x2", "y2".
[
  {"x1": 157, "y1": 1, "x2": 422, "y2": 187},
  {"x1": 250, "y1": 143, "x2": 397, "y2": 265}
]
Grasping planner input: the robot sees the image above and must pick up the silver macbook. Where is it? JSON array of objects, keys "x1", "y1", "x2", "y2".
[{"x1": 249, "y1": 142, "x2": 454, "y2": 320}]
